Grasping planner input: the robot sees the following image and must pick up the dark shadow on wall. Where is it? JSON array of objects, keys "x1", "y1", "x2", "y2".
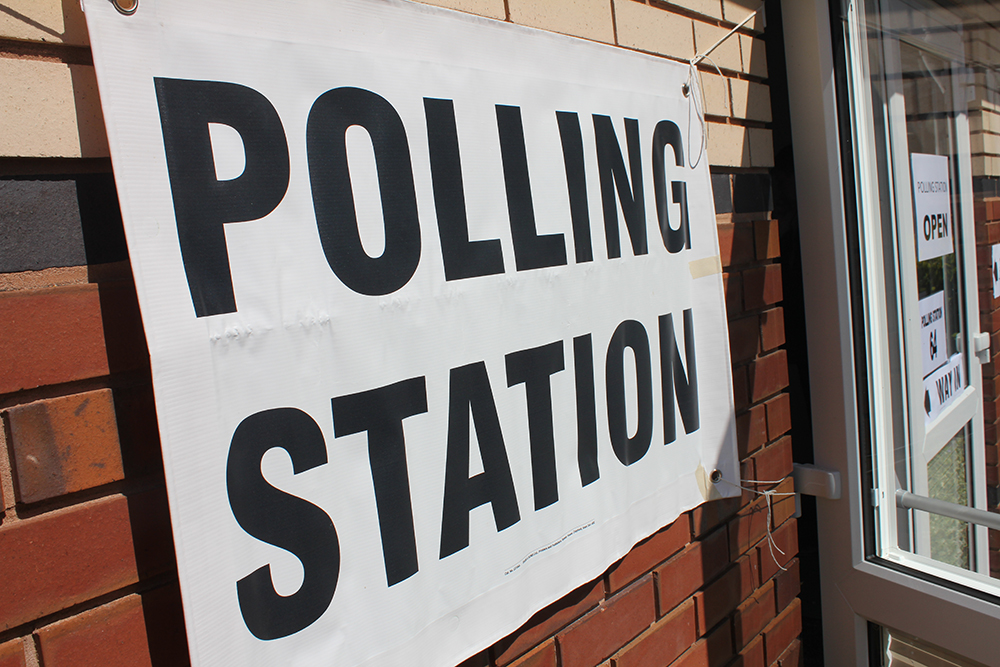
[{"x1": 764, "y1": 0, "x2": 824, "y2": 664}]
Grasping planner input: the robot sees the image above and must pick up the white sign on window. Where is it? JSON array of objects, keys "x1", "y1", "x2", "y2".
[
  {"x1": 82, "y1": 1, "x2": 739, "y2": 666},
  {"x1": 923, "y1": 353, "x2": 964, "y2": 423},
  {"x1": 993, "y1": 243, "x2": 1000, "y2": 299},
  {"x1": 919, "y1": 291, "x2": 947, "y2": 378},
  {"x1": 911, "y1": 153, "x2": 954, "y2": 262}
]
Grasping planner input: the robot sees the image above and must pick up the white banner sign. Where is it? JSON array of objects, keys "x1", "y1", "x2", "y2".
[
  {"x1": 919, "y1": 291, "x2": 947, "y2": 378},
  {"x1": 911, "y1": 153, "x2": 954, "y2": 262},
  {"x1": 82, "y1": 1, "x2": 738, "y2": 665}
]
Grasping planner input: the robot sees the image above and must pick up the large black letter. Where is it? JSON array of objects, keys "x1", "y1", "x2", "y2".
[
  {"x1": 424, "y1": 98, "x2": 505, "y2": 280},
  {"x1": 331, "y1": 377, "x2": 427, "y2": 586},
  {"x1": 606, "y1": 320, "x2": 654, "y2": 466},
  {"x1": 506, "y1": 341, "x2": 565, "y2": 510},
  {"x1": 227, "y1": 408, "x2": 338, "y2": 640},
  {"x1": 496, "y1": 105, "x2": 568, "y2": 271},
  {"x1": 440, "y1": 362, "x2": 520, "y2": 558},
  {"x1": 556, "y1": 111, "x2": 593, "y2": 263},
  {"x1": 651, "y1": 121, "x2": 690, "y2": 253},
  {"x1": 307, "y1": 87, "x2": 420, "y2": 295},
  {"x1": 154, "y1": 78, "x2": 289, "y2": 318},
  {"x1": 574, "y1": 334, "x2": 599, "y2": 486},
  {"x1": 659, "y1": 310, "x2": 699, "y2": 444},
  {"x1": 593, "y1": 115, "x2": 646, "y2": 258}
]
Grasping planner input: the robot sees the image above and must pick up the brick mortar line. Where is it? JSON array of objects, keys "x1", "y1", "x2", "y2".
[
  {"x1": 12, "y1": 476, "x2": 167, "y2": 522},
  {"x1": 0, "y1": 38, "x2": 92, "y2": 65},
  {"x1": 0, "y1": 416, "x2": 15, "y2": 518},
  {"x1": 0, "y1": 571, "x2": 176, "y2": 646},
  {"x1": 0, "y1": 370, "x2": 153, "y2": 413}
]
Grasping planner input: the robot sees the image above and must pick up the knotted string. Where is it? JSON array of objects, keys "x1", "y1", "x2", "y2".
[{"x1": 685, "y1": 3, "x2": 764, "y2": 168}]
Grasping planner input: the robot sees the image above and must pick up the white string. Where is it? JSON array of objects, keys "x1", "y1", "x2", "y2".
[
  {"x1": 684, "y1": 3, "x2": 764, "y2": 168},
  {"x1": 717, "y1": 476, "x2": 795, "y2": 572}
]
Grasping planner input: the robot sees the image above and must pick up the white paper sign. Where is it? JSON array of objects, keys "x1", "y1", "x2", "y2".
[
  {"x1": 911, "y1": 153, "x2": 954, "y2": 262},
  {"x1": 993, "y1": 244, "x2": 1000, "y2": 299},
  {"x1": 923, "y1": 353, "x2": 964, "y2": 422},
  {"x1": 919, "y1": 291, "x2": 947, "y2": 378},
  {"x1": 82, "y1": 1, "x2": 739, "y2": 666}
]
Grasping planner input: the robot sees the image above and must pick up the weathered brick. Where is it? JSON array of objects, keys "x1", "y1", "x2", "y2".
[
  {"x1": 757, "y1": 519, "x2": 798, "y2": 583},
  {"x1": 0, "y1": 59, "x2": 107, "y2": 158},
  {"x1": 0, "y1": 639, "x2": 26, "y2": 667},
  {"x1": 0, "y1": 0, "x2": 89, "y2": 45},
  {"x1": 613, "y1": 0, "x2": 694, "y2": 59},
  {"x1": 718, "y1": 223, "x2": 755, "y2": 268},
  {"x1": 0, "y1": 490, "x2": 173, "y2": 631},
  {"x1": 691, "y1": 497, "x2": 740, "y2": 537},
  {"x1": 724, "y1": 271, "x2": 743, "y2": 317},
  {"x1": 608, "y1": 518, "x2": 690, "y2": 592},
  {"x1": 762, "y1": 599, "x2": 802, "y2": 665},
  {"x1": 672, "y1": 618, "x2": 733, "y2": 667},
  {"x1": 708, "y1": 123, "x2": 750, "y2": 168},
  {"x1": 36, "y1": 595, "x2": 151, "y2": 667},
  {"x1": 733, "y1": 364, "x2": 749, "y2": 411},
  {"x1": 736, "y1": 404, "x2": 767, "y2": 458},
  {"x1": 759, "y1": 307, "x2": 785, "y2": 351},
  {"x1": 729, "y1": 316, "x2": 760, "y2": 363},
  {"x1": 0, "y1": 284, "x2": 146, "y2": 395},
  {"x1": 764, "y1": 393, "x2": 791, "y2": 441},
  {"x1": 557, "y1": 576, "x2": 655, "y2": 667},
  {"x1": 773, "y1": 559, "x2": 801, "y2": 616},
  {"x1": 694, "y1": 22, "x2": 742, "y2": 72},
  {"x1": 507, "y1": 0, "x2": 614, "y2": 43},
  {"x1": 495, "y1": 578, "x2": 604, "y2": 665},
  {"x1": 751, "y1": 437, "x2": 792, "y2": 485},
  {"x1": 693, "y1": 553, "x2": 757, "y2": 633},
  {"x1": 729, "y1": 496, "x2": 769, "y2": 560},
  {"x1": 743, "y1": 265, "x2": 783, "y2": 311},
  {"x1": 508, "y1": 640, "x2": 556, "y2": 667},
  {"x1": 734, "y1": 634, "x2": 765, "y2": 667},
  {"x1": 656, "y1": 526, "x2": 728, "y2": 615},
  {"x1": 7, "y1": 389, "x2": 124, "y2": 503},
  {"x1": 740, "y1": 34, "x2": 768, "y2": 78},
  {"x1": 749, "y1": 128, "x2": 774, "y2": 168},
  {"x1": 733, "y1": 581, "x2": 776, "y2": 649},
  {"x1": 748, "y1": 350, "x2": 789, "y2": 403},
  {"x1": 776, "y1": 638, "x2": 804, "y2": 667},
  {"x1": 613, "y1": 599, "x2": 696, "y2": 667}
]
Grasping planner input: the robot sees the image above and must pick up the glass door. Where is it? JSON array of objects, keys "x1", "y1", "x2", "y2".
[{"x1": 782, "y1": 0, "x2": 1000, "y2": 664}]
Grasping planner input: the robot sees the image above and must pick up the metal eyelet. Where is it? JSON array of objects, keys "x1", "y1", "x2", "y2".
[{"x1": 111, "y1": 0, "x2": 138, "y2": 16}]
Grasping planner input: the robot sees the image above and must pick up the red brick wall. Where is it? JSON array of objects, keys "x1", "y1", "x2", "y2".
[
  {"x1": 0, "y1": 1, "x2": 801, "y2": 666},
  {"x1": 975, "y1": 197, "x2": 1000, "y2": 578}
]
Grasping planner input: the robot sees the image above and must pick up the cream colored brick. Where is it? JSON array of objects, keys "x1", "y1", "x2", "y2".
[
  {"x1": 613, "y1": 0, "x2": 693, "y2": 60},
  {"x1": 507, "y1": 0, "x2": 614, "y2": 43},
  {"x1": 669, "y1": 0, "x2": 722, "y2": 20},
  {"x1": 749, "y1": 127, "x2": 773, "y2": 167},
  {"x1": 722, "y1": 0, "x2": 763, "y2": 32},
  {"x1": 972, "y1": 131, "x2": 986, "y2": 154},
  {"x1": 693, "y1": 21, "x2": 741, "y2": 72},
  {"x1": 0, "y1": 0, "x2": 89, "y2": 45},
  {"x1": 705, "y1": 122, "x2": 748, "y2": 167},
  {"x1": 730, "y1": 78, "x2": 770, "y2": 122},
  {"x1": 971, "y1": 111, "x2": 984, "y2": 133},
  {"x1": 740, "y1": 33, "x2": 767, "y2": 78},
  {"x1": 972, "y1": 155, "x2": 989, "y2": 178},
  {"x1": 699, "y1": 72, "x2": 729, "y2": 116},
  {"x1": 0, "y1": 59, "x2": 108, "y2": 158},
  {"x1": 411, "y1": 0, "x2": 506, "y2": 20}
]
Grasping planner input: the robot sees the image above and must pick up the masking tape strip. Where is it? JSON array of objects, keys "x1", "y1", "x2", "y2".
[{"x1": 689, "y1": 255, "x2": 722, "y2": 279}]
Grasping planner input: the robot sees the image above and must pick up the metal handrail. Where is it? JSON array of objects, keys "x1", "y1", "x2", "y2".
[{"x1": 895, "y1": 490, "x2": 1000, "y2": 532}]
